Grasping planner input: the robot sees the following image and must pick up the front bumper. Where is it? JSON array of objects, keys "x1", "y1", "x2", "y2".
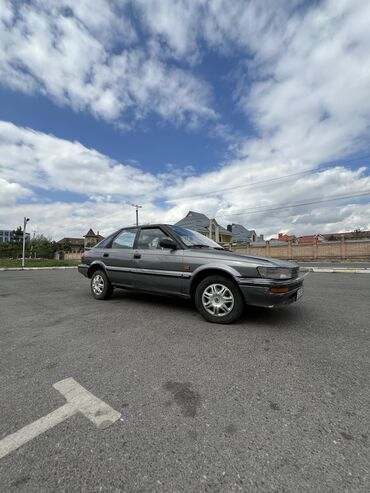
[{"x1": 238, "y1": 275, "x2": 305, "y2": 308}]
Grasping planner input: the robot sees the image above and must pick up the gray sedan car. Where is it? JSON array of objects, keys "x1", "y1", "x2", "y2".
[{"x1": 78, "y1": 224, "x2": 304, "y2": 324}]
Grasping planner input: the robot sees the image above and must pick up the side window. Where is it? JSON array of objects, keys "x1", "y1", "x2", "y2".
[
  {"x1": 112, "y1": 228, "x2": 138, "y2": 249},
  {"x1": 94, "y1": 232, "x2": 116, "y2": 249},
  {"x1": 137, "y1": 228, "x2": 171, "y2": 250}
]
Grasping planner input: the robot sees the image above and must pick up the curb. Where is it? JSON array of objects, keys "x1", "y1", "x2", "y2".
[
  {"x1": 0, "y1": 266, "x2": 78, "y2": 271},
  {"x1": 300, "y1": 267, "x2": 370, "y2": 274}
]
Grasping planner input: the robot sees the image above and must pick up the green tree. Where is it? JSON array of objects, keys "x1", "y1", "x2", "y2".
[
  {"x1": 62, "y1": 240, "x2": 73, "y2": 253},
  {"x1": 30, "y1": 235, "x2": 57, "y2": 258},
  {"x1": 12, "y1": 226, "x2": 23, "y2": 244}
]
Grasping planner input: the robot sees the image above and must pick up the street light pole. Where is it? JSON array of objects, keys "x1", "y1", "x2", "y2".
[
  {"x1": 131, "y1": 204, "x2": 142, "y2": 226},
  {"x1": 22, "y1": 217, "x2": 30, "y2": 269}
]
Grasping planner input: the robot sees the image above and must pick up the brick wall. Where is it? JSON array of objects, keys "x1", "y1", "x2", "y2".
[{"x1": 232, "y1": 239, "x2": 370, "y2": 260}]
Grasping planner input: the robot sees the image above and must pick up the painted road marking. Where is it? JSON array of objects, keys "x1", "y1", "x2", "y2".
[{"x1": 0, "y1": 378, "x2": 121, "y2": 460}]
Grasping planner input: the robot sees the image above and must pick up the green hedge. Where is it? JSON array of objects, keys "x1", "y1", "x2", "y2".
[
  {"x1": 0, "y1": 259, "x2": 80, "y2": 268},
  {"x1": 0, "y1": 237, "x2": 57, "y2": 259}
]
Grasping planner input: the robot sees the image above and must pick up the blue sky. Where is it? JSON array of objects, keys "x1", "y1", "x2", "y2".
[
  {"x1": 0, "y1": 0, "x2": 370, "y2": 239},
  {"x1": 0, "y1": 84, "x2": 229, "y2": 175}
]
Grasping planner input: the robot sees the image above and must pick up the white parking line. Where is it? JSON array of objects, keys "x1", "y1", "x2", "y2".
[
  {"x1": 0, "y1": 378, "x2": 121, "y2": 460},
  {"x1": 0, "y1": 403, "x2": 75, "y2": 460}
]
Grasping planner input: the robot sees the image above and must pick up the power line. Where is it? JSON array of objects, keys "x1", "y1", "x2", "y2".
[
  {"x1": 165, "y1": 167, "x2": 331, "y2": 201},
  {"x1": 216, "y1": 189, "x2": 370, "y2": 218},
  {"x1": 165, "y1": 152, "x2": 370, "y2": 202}
]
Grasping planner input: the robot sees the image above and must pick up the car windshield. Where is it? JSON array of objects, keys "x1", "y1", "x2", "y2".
[{"x1": 170, "y1": 225, "x2": 224, "y2": 249}]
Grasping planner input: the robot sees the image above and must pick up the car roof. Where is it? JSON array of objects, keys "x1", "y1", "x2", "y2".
[{"x1": 122, "y1": 224, "x2": 173, "y2": 229}]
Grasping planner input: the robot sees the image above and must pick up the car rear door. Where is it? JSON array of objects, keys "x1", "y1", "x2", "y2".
[
  {"x1": 131, "y1": 226, "x2": 184, "y2": 295},
  {"x1": 102, "y1": 228, "x2": 138, "y2": 287}
]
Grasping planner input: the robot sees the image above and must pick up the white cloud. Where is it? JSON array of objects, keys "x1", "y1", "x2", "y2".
[
  {"x1": 134, "y1": 0, "x2": 370, "y2": 233},
  {"x1": 0, "y1": 119, "x2": 369, "y2": 238},
  {"x1": 135, "y1": 0, "x2": 204, "y2": 60},
  {"x1": 1, "y1": 1, "x2": 370, "y2": 238},
  {"x1": 0, "y1": 120, "x2": 161, "y2": 198},
  {"x1": 0, "y1": 199, "x2": 168, "y2": 240},
  {"x1": 0, "y1": 0, "x2": 214, "y2": 125},
  {"x1": 240, "y1": 0, "x2": 370, "y2": 165},
  {"x1": 0, "y1": 178, "x2": 32, "y2": 206},
  {"x1": 135, "y1": 0, "x2": 298, "y2": 61},
  {"x1": 163, "y1": 162, "x2": 370, "y2": 235},
  {"x1": 135, "y1": 0, "x2": 370, "y2": 164}
]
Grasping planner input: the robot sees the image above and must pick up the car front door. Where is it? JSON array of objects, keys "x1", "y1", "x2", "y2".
[
  {"x1": 103, "y1": 228, "x2": 138, "y2": 287},
  {"x1": 132, "y1": 227, "x2": 184, "y2": 295}
]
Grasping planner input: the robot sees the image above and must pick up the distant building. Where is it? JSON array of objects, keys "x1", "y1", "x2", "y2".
[
  {"x1": 56, "y1": 237, "x2": 85, "y2": 254},
  {"x1": 277, "y1": 233, "x2": 296, "y2": 242},
  {"x1": 268, "y1": 233, "x2": 296, "y2": 242},
  {"x1": 84, "y1": 228, "x2": 104, "y2": 248},
  {"x1": 56, "y1": 228, "x2": 104, "y2": 253},
  {"x1": 175, "y1": 211, "x2": 232, "y2": 243},
  {"x1": 321, "y1": 230, "x2": 370, "y2": 241},
  {"x1": 297, "y1": 235, "x2": 324, "y2": 244},
  {"x1": 227, "y1": 224, "x2": 257, "y2": 243},
  {"x1": 0, "y1": 230, "x2": 30, "y2": 243},
  {"x1": 268, "y1": 230, "x2": 370, "y2": 245}
]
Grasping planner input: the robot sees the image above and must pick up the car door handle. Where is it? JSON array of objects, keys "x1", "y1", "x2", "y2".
[
  {"x1": 103, "y1": 253, "x2": 109, "y2": 257},
  {"x1": 134, "y1": 253, "x2": 141, "y2": 259}
]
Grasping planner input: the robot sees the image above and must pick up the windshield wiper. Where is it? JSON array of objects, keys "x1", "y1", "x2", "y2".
[
  {"x1": 188, "y1": 244, "x2": 211, "y2": 248},
  {"x1": 188, "y1": 244, "x2": 225, "y2": 250}
]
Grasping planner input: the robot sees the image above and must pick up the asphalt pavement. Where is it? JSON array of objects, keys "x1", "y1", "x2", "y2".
[{"x1": 0, "y1": 270, "x2": 369, "y2": 492}]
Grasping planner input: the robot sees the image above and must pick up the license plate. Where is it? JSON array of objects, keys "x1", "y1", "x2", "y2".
[{"x1": 296, "y1": 288, "x2": 303, "y2": 300}]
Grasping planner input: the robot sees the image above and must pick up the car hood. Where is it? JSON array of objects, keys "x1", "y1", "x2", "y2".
[{"x1": 190, "y1": 248, "x2": 298, "y2": 268}]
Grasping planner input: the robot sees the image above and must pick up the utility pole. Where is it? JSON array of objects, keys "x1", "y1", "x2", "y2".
[
  {"x1": 131, "y1": 204, "x2": 142, "y2": 226},
  {"x1": 22, "y1": 217, "x2": 30, "y2": 268}
]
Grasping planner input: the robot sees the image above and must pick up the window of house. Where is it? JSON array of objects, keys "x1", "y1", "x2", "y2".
[{"x1": 111, "y1": 228, "x2": 138, "y2": 249}]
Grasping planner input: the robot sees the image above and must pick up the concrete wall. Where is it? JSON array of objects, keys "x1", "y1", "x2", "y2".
[
  {"x1": 63, "y1": 252, "x2": 82, "y2": 260},
  {"x1": 232, "y1": 239, "x2": 370, "y2": 260}
]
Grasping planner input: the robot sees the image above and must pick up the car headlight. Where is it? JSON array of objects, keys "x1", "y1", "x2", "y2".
[{"x1": 257, "y1": 266, "x2": 293, "y2": 279}]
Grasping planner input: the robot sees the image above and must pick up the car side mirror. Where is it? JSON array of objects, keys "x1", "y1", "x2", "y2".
[{"x1": 159, "y1": 238, "x2": 177, "y2": 249}]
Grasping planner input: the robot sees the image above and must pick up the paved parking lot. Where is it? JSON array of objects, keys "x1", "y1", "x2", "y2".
[{"x1": 0, "y1": 270, "x2": 369, "y2": 492}]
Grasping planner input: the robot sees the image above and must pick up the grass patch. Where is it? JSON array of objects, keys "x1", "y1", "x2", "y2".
[{"x1": 0, "y1": 259, "x2": 80, "y2": 268}]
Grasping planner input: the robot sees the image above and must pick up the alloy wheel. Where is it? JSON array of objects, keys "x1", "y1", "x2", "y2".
[
  {"x1": 92, "y1": 274, "x2": 104, "y2": 295},
  {"x1": 201, "y1": 283, "x2": 235, "y2": 317}
]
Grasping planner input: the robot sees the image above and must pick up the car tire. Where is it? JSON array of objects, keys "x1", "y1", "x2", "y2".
[
  {"x1": 90, "y1": 269, "x2": 113, "y2": 300},
  {"x1": 194, "y1": 275, "x2": 245, "y2": 324}
]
